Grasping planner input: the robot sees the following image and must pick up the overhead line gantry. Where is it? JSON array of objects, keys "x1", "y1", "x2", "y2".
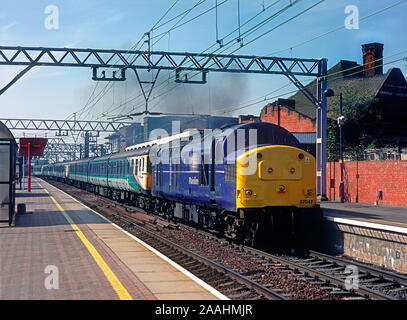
[{"x1": 0, "y1": 45, "x2": 328, "y2": 198}]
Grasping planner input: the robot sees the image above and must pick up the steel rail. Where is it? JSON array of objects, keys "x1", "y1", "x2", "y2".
[
  {"x1": 109, "y1": 210, "x2": 287, "y2": 300},
  {"x1": 309, "y1": 250, "x2": 407, "y2": 287},
  {"x1": 55, "y1": 188, "x2": 288, "y2": 301},
  {"x1": 241, "y1": 246, "x2": 399, "y2": 300}
]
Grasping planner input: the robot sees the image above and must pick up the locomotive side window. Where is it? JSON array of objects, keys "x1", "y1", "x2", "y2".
[
  {"x1": 225, "y1": 164, "x2": 236, "y2": 181},
  {"x1": 200, "y1": 163, "x2": 209, "y2": 185}
]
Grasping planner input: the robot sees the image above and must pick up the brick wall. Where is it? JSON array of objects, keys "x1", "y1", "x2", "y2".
[
  {"x1": 327, "y1": 160, "x2": 407, "y2": 206},
  {"x1": 260, "y1": 103, "x2": 316, "y2": 132}
]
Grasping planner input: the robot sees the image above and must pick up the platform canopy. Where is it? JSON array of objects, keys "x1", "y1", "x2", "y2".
[
  {"x1": 18, "y1": 138, "x2": 47, "y2": 157},
  {"x1": 0, "y1": 121, "x2": 17, "y2": 146}
]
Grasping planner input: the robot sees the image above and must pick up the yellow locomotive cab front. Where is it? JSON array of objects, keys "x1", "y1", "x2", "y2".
[{"x1": 236, "y1": 145, "x2": 316, "y2": 210}]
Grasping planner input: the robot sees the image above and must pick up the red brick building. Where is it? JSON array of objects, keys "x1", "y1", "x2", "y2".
[{"x1": 260, "y1": 98, "x2": 316, "y2": 133}]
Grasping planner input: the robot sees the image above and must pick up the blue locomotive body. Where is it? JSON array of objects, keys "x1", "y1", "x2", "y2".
[{"x1": 151, "y1": 122, "x2": 301, "y2": 213}]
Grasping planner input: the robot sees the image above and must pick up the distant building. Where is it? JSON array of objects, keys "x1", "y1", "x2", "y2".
[
  {"x1": 364, "y1": 148, "x2": 407, "y2": 161},
  {"x1": 143, "y1": 115, "x2": 238, "y2": 141},
  {"x1": 106, "y1": 122, "x2": 144, "y2": 153},
  {"x1": 106, "y1": 115, "x2": 238, "y2": 152},
  {"x1": 238, "y1": 115, "x2": 260, "y2": 124}
]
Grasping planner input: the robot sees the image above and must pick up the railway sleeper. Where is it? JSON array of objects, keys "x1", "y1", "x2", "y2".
[
  {"x1": 215, "y1": 280, "x2": 238, "y2": 288},
  {"x1": 227, "y1": 290, "x2": 256, "y2": 300}
]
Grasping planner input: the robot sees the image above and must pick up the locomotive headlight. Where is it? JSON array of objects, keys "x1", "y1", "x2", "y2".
[
  {"x1": 277, "y1": 185, "x2": 286, "y2": 192},
  {"x1": 245, "y1": 189, "x2": 253, "y2": 196},
  {"x1": 306, "y1": 189, "x2": 313, "y2": 196},
  {"x1": 290, "y1": 167, "x2": 296, "y2": 174}
]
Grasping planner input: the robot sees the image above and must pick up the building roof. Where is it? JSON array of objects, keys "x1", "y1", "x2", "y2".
[{"x1": 287, "y1": 60, "x2": 399, "y2": 119}]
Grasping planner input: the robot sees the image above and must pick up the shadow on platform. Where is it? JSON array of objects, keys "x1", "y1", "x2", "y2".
[
  {"x1": 13, "y1": 208, "x2": 110, "y2": 228},
  {"x1": 16, "y1": 193, "x2": 50, "y2": 198}
]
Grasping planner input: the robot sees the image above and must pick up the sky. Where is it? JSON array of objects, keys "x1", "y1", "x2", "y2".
[{"x1": 0, "y1": 0, "x2": 406, "y2": 141}]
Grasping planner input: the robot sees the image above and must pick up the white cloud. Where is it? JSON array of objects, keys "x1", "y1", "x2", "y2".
[
  {"x1": 63, "y1": 42, "x2": 77, "y2": 48},
  {"x1": 1, "y1": 20, "x2": 17, "y2": 32},
  {"x1": 106, "y1": 12, "x2": 126, "y2": 23}
]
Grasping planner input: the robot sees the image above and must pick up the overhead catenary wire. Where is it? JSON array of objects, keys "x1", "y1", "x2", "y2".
[
  {"x1": 135, "y1": 0, "x2": 317, "y2": 115},
  {"x1": 138, "y1": 0, "x2": 407, "y2": 117},
  {"x1": 96, "y1": 0, "x2": 288, "y2": 119},
  {"x1": 214, "y1": 51, "x2": 407, "y2": 115},
  {"x1": 102, "y1": 0, "x2": 299, "y2": 119},
  {"x1": 96, "y1": 0, "x2": 407, "y2": 122},
  {"x1": 72, "y1": 0, "x2": 183, "y2": 121},
  {"x1": 85, "y1": 0, "x2": 220, "y2": 121},
  {"x1": 108, "y1": 0, "x2": 219, "y2": 119},
  {"x1": 150, "y1": 0, "x2": 229, "y2": 42},
  {"x1": 140, "y1": 47, "x2": 407, "y2": 124}
]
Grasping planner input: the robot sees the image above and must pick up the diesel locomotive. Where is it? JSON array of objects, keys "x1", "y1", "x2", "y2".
[{"x1": 34, "y1": 122, "x2": 321, "y2": 250}]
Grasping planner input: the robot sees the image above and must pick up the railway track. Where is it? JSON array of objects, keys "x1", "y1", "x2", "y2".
[
  {"x1": 46, "y1": 180, "x2": 286, "y2": 300},
  {"x1": 45, "y1": 179, "x2": 407, "y2": 300},
  {"x1": 236, "y1": 246, "x2": 407, "y2": 300},
  {"x1": 111, "y1": 212, "x2": 287, "y2": 300},
  {"x1": 173, "y1": 224, "x2": 407, "y2": 300},
  {"x1": 154, "y1": 213, "x2": 407, "y2": 300}
]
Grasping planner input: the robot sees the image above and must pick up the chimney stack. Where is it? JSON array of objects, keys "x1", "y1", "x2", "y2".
[{"x1": 362, "y1": 43, "x2": 384, "y2": 77}]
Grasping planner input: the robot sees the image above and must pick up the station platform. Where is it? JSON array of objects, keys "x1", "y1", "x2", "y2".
[
  {"x1": 320, "y1": 201, "x2": 407, "y2": 232},
  {"x1": 0, "y1": 178, "x2": 225, "y2": 300}
]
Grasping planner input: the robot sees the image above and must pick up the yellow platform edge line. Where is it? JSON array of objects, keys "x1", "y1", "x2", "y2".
[{"x1": 39, "y1": 183, "x2": 132, "y2": 300}]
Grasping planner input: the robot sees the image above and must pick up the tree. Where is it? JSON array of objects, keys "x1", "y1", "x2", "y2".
[{"x1": 326, "y1": 85, "x2": 381, "y2": 161}]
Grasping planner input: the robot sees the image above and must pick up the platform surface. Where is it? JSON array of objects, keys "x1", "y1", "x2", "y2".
[
  {"x1": 320, "y1": 201, "x2": 407, "y2": 231},
  {"x1": 0, "y1": 178, "x2": 222, "y2": 300}
]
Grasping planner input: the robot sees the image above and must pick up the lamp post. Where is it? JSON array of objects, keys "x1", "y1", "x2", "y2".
[{"x1": 324, "y1": 89, "x2": 345, "y2": 203}]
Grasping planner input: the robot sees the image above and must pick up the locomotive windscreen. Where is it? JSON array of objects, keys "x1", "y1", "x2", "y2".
[{"x1": 222, "y1": 122, "x2": 301, "y2": 157}]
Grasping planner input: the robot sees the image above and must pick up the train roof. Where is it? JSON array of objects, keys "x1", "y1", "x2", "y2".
[
  {"x1": 155, "y1": 121, "x2": 300, "y2": 153},
  {"x1": 44, "y1": 122, "x2": 299, "y2": 166},
  {"x1": 222, "y1": 121, "x2": 300, "y2": 148}
]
